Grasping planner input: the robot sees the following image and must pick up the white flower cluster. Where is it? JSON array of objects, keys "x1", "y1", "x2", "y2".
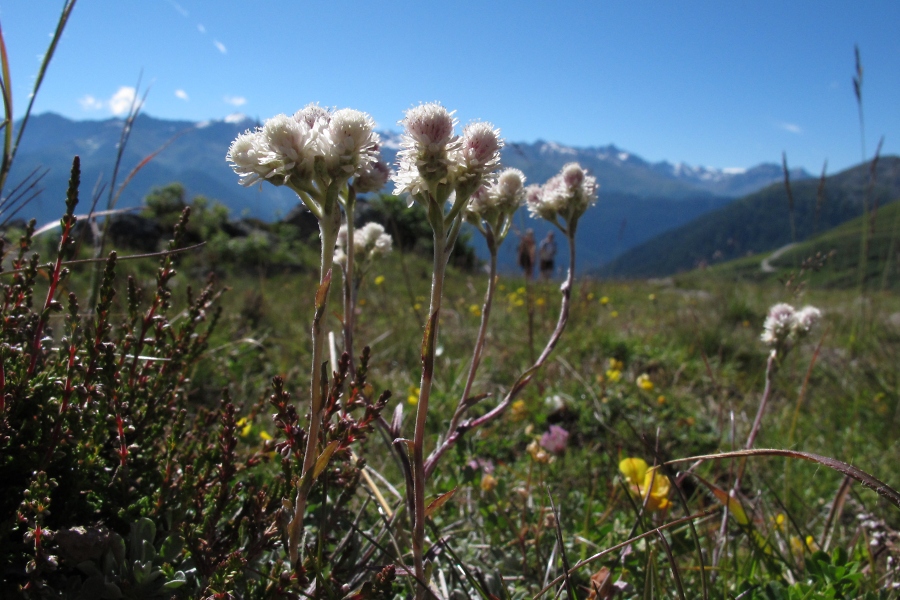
[
  {"x1": 227, "y1": 103, "x2": 380, "y2": 191},
  {"x1": 760, "y1": 303, "x2": 822, "y2": 347},
  {"x1": 392, "y1": 103, "x2": 502, "y2": 203},
  {"x1": 335, "y1": 222, "x2": 393, "y2": 267},
  {"x1": 465, "y1": 168, "x2": 526, "y2": 225},
  {"x1": 526, "y1": 162, "x2": 598, "y2": 224}
]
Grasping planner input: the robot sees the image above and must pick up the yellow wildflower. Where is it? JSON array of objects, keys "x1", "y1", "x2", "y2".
[
  {"x1": 514, "y1": 298, "x2": 525, "y2": 307},
  {"x1": 648, "y1": 293, "x2": 656, "y2": 301},
  {"x1": 657, "y1": 395, "x2": 666, "y2": 405},
  {"x1": 407, "y1": 386, "x2": 420, "y2": 406},
  {"x1": 772, "y1": 513, "x2": 786, "y2": 532},
  {"x1": 480, "y1": 474, "x2": 498, "y2": 492},
  {"x1": 610, "y1": 310, "x2": 619, "y2": 318},
  {"x1": 413, "y1": 303, "x2": 421, "y2": 311},
  {"x1": 636, "y1": 373, "x2": 654, "y2": 392},
  {"x1": 587, "y1": 292, "x2": 595, "y2": 300},
  {"x1": 469, "y1": 304, "x2": 482, "y2": 317},
  {"x1": 608, "y1": 358, "x2": 624, "y2": 371},
  {"x1": 605, "y1": 369, "x2": 622, "y2": 383},
  {"x1": 374, "y1": 275, "x2": 385, "y2": 285},
  {"x1": 516, "y1": 287, "x2": 526, "y2": 295},
  {"x1": 259, "y1": 430, "x2": 273, "y2": 441},
  {"x1": 536, "y1": 297, "x2": 546, "y2": 307},
  {"x1": 790, "y1": 535, "x2": 818, "y2": 554},
  {"x1": 619, "y1": 457, "x2": 671, "y2": 511},
  {"x1": 600, "y1": 296, "x2": 610, "y2": 305},
  {"x1": 510, "y1": 399, "x2": 527, "y2": 421}
]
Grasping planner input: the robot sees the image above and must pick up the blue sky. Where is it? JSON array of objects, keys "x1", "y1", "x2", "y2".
[{"x1": 0, "y1": 0, "x2": 898, "y2": 173}]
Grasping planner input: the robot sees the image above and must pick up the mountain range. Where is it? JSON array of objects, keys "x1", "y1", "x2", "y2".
[{"x1": 5, "y1": 112, "x2": 812, "y2": 271}]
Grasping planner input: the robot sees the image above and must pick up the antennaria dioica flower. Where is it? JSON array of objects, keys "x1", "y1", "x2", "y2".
[
  {"x1": 228, "y1": 102, "x2": 599, "y2": 597},
  {"x1": 227, "y1": 103, "x2": 381, "y2": 567},
  {"x1": 391, "y1": 102, "x2": 505, "y2": 594}
]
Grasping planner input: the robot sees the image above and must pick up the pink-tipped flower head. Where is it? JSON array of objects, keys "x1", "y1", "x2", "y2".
[
  {"x1": 403, "y1": 103, "x2": 457, "y2": 147},
  {"x1": 760, "y1": 303, "x2": 821, "y2": 350},
  {"x1": 562, "y1": 163, "x2": 585, "y2": 188},
  {"x1": 761, "y1": 303, "x2": 796, "y2": 347},
  {"x1": 792, "y1": 305, "x2": 822, "y2": 336},
  {"x1": 294, "y1": 103, "x2": 331, "y2": 130},
  {"x1": 454, "y1": 121, "x2": 503, "y2": 193},
  {"x1": 322, "y1": 108, "x2": 380, "y2": 177},
  {"x1": 526, "y1": 162, "x2": 598, "y2": 224},
  {"x1": 493, "y1": 168, "x2": 526, "y2": 212},
  {"x1": 393, "y1": 103, "x2": 460, "y2": 198},
  {"x1": 466, "y1": 168, "x2": 526, "y2": 228},
  {"x1": 354, "y1": 159, "x2": 392, "y2": 194}
]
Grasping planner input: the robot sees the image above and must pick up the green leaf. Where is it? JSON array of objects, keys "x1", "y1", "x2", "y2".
[
  {"x1": 159, "y1": 532, "x2": 183, "y2": 563},
  {"x1": 163, "y1": 571, "x2": 187, "y2": 589}
]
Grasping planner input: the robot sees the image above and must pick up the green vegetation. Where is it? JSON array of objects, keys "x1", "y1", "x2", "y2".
[
  {"x1": 602, "y1": 157, "x2": 900, "y2": 278},
  {"x1": 682, "y1": 198, "x2": 900, "y2": 291},
  {"x1": 3, "y1": 173, "x2": 899, "y2": 597}
]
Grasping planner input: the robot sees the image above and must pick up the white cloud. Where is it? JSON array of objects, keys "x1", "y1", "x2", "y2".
[
  {"x1": 197, "y1": 23, "x2": 206, "y2": 34},
  {"x1": 779, "y1": 122, "x2": 802, "y2": 134},
  {"x1": 214, "y1": 40, "x2": 227, "y2": 54},
  {"x1": 109, "y1": 86, "x2": 137, "y2": 116},
  {"x1": 78, "y1": 94, "x2": 104, "y2": 111},
  {"x1": 224, "y1": 95, "x2": 247, "y2": 107},
  {"x1": 175, "y1": 89, "x2": 189, "y2": 101},
  {"x1": 166, "y1": 0, "x2": 188, "y2": 17}
]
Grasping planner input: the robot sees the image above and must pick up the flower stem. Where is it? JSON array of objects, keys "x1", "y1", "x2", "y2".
[
  {"x1": 342, "y1": 189, "x2": 357, "y2": 377},
  {"x1": 288, "y1": 203, "x2": 340, "y2": 567},
  {"x1": 423, "y1": 229, "x2": 577, "y2": 478},
  {"x1": 424, "y1": 238, "x2": 498, "y2": 478},
  {"x1": 411, "y1": 211, "x2": 448, "y2": 598}
]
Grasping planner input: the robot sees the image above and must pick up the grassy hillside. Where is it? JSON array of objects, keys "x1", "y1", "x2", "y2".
[
  {"x1": 600, "y1": 156, "x2": 900, "y2": 278},
  {"x1": 687, "y1": 195, "x2": 900, "y2": 290}
]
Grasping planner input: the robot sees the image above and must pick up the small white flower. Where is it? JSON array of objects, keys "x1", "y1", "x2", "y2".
[
  {"x1": 354, "y1": 159, "x2": 391, "y2": 193},
  {"x1": 466, "y1": 168, "x2": 526, "y2": 226},
  {"x1": 760, "y1": 303, "x2": 821, "y2": 348},
  {"x1": 359, "y1": 222, "x2": 387, "y2": 247},
  {"x1": 495, "y1": 168, "x2": 526, "y2": 206},
  {"x1": 761, "y1": 303, "x2": 796, "y2": 346},
  {"x1": 259, "y1": 114, "x2": 316, "y2": 183},
  {"x1": 322, "y1": 108, "x2": 380, "y2": 176},
  {"x1": 336, "y1": 221, "x2": 393, "y2": 264},
  {"x1": 372, "y1": 232, "x2": 393, "y2": 257},
  {"x1": 792, "y1": 306, "x2": 822, "y2": 336},
  {"x1": 526, "y1": 162, "x2": 598, "y2": 223},
  {"x1": 226, "y1": 129, "x2": 268, "y2": 186}
]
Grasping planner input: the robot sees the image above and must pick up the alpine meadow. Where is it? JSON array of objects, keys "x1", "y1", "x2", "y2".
[{"x1": 1, "y1": 2, "x2": 900, "y2": 599}]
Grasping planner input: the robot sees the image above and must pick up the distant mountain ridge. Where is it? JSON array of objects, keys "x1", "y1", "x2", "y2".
[{"x1": 4, "y1": 112, "x2": 809, "y2": 271}]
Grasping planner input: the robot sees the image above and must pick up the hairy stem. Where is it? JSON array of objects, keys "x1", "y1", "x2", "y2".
[
  {"x1": 425, "y1": 240, "x2": 498, "y2": 476},
  {"x1": 288, "y1": 204, "x2": 340, "y2": 567},
  {"x1": 342, "y1": 190, "x2": 357, "y2": 377},
  {"x1": 412, "y1": 210, "x2": 448, "y2": 599}
]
